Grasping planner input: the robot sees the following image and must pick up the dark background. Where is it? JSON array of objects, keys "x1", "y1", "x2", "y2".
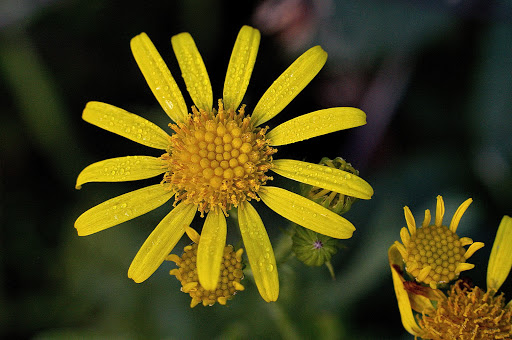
[{"x1": 1, "y1": 0, "x2": 511, "y2": 338}]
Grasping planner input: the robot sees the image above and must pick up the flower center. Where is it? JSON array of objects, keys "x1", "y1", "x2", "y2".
[
  {"x1": 420, "y1": 280, "x2": 512, "y2": 339},
  {"x1": 404, "y1": 224, "x2": 466, "y2": 285},
  {"x1": 170, "y1": 243, "x2": 245, "y2": 307},
  {"x1": 162, "y1": 100, "x2": 276, "y2": 214}
]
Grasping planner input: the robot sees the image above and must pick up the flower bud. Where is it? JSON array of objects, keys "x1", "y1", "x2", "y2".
[
  {"x1": 301, "y1": 157, "x2": 359, "y2": 215},
  {"x1": 292, "y1": 225, "x2": 339, "y2": 267}
]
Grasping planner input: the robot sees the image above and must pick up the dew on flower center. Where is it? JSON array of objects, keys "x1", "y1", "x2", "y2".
[{"x1": 162, "y1": 100, "x2": 276, "y2": 214}]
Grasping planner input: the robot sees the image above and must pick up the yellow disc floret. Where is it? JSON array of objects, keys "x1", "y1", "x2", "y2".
[
  {"x1": 405, "y1": 224, "x2": 466, "y2": 285},
  {"x1": 420, "y1": 280, "x2": 512, "y2": 339},
  {"x1": 162, "y1": 100, "x2": 275, "y2": 215},
  {"x1": 169, "y1": 239, "x2": 245, "y2": 308}
]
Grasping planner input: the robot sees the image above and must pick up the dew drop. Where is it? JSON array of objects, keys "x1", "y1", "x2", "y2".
[{"x1": 267, "y1": 264, "x2": 274, "y2": 272}]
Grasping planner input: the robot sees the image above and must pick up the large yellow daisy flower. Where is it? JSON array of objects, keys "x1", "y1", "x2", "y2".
[{"x1": 75, "y1": 25, "x2": 373, "y2": 302}]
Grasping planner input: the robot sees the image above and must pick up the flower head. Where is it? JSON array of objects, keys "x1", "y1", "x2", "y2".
[
  {"x1": 419, "y1": 280, "x2": 512, "y2": 339},
  {"x1": 168, "y1": 227, "x2": 245, "y2": 308},
  {"x1": 75, "y1": 26, "x2": 373, "y2": 303},
  {"x1": 394, "y1": 195, "x2": 484, "y2": 289},
  {"x1": 390, "y1": 201, "x2": 512, "y2": 338}
]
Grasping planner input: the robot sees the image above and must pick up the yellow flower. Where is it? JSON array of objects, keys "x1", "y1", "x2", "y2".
[
  {"x1": 74, "y1": 26, "x2": 373, "y2": 302},
  {"x1": 167, "y1": 227, "x2": 245, "y2": 308},
  {"x1": 390, "y1": 202, "x2": 512, "y2": 338},
  {"x1": 394, "y1": 195, "x2": 484, "y2": 289}
]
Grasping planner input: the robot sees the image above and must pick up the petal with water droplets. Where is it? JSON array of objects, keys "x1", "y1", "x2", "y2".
[
  {"x1": 171, "y1": 32, "x2": 212, "y2": 112},
  {"x1": 252, "y1": 46, "x2": 327, "y2": 127},
  {"x1": 238, "y1": 201, "x2": 279, "y2": 302},
  {"x1": 76, "y1": 156, "x2": 166, "y2": 189},
  {"x1": 267, "y1": 107, "x2": 366, "y2": 146},
  {"x1": 272, "y1": 159, "x2": 373, "y2": 199},
  {"x1": 82, "y1": 101, "x2": 171, "y2": 150},
  {"x1": 258, "y1": 186, "x2": 355, "y2": 239},
  {"x1": 75, "y1": 184, "x2": 174, "y2": 236},
  {"x1": 130, "y1": 33, "x2": 188, "y2": 123},
  {"x1": 128, "y1": 202, "x2": 197, "y2": 283},
  {"x1": 197, "y1": 209, "x2": 227, "y2": 291},
  {"x1": 223, "y1": 26, "x2": 260, "y2": 111}
]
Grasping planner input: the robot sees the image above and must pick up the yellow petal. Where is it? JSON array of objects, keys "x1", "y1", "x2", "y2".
[
  {"x1": 76, "y1": 156, "x2": 166, "y2": 189},
  {"x1": 388, "y1": 245, "x2": 425, "y2": 337},
  {"x1": 455, "y1": 262, "x2": 474, "y2": 274},
  {"x1": 403, "y1": 206, "x2": 416, "y2": 236},
  {"x1": 237, "y1": 201, "x2": 279, "y2": 302},
  {"x1": 464, "y1": 241, "x2": 484, "y2": 259},
  {"x1": 422, "y1": 209, "x2": 431, "y2": 227},
  {"x1": 252, "y1": 46, "x2": 327, "y2": 127},
  {"x1": 449, "y1": 198, "x2": 472, "y2": 233},
  {"x1": 171, "y1": 32, "x2": 212, "y2": 112},
  {"x1": 185, "y1": 226, "x2": 200, "y2": 244},
  {"x1": 223, "y1": 26, "x2": 260, "y2": 111},
  {"x1": 130, "y1": 33, "x2": 188, "y2": 123},
  {"x1": 400, "y1": 227, "x2": 411, "y2": 247},
  {"x1": 435, "y1": 195, "x2": 445, "y2": 227},
  {"x1": 75, "y1": 184, "x2": 174, "y2": 236},
  {"x1": 128, "y1": 203, "x2": 197, "y2": 283},
  {"x1": 267, "y1": 108, "x2": 366, "y2": 146},
  {"x1": 82, "y1": 101, "x2": 171, "y2": 150},
  {"x1": 487, "y1": 215, "x2": 512, "y2": 291},
  {"x1": 271, "y1": 159, "x2": 373, "y2": 200},
  {"x1": 196, "y1": 209, "x2": 227, "y2": 291},
  {"x1": 258, "y1": 186, "x2": 355, "y2": 239}
]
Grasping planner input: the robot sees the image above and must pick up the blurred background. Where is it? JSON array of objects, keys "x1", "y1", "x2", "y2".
[{"x1": 1, "y1": 0, "x2": 511, "y2": 338}]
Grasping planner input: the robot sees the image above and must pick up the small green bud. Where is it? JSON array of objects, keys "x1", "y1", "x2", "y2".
[
  {"x1": 301, "y1": 157, "x2": 359, "y2": 215},
  {"x1": 292, "y1": 226, "x2": 339, "y2": 267}
]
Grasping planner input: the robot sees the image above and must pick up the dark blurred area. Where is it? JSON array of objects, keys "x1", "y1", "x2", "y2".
[{"x1": 1, "y1": 0, "x2": 511, "y2": 338}]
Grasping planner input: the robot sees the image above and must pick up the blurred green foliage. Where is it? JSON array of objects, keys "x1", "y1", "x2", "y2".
[{"x1": 1, "y1": 0, "x2": 511, "y2": 338}]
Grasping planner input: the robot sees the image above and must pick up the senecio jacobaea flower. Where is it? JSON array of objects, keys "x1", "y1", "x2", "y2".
[
  {"x1": 393, "y1": 195, "x2": 484, "y2": 289},
  {"x1": 390, "y1": 201, "x2": 512, "y2": 339},
  {"x1": 167, "y1": 227, "x2": 245, "y2": 307},
  {"x1": 74, "y1": 25, "x2": 373, "y2": 303}
]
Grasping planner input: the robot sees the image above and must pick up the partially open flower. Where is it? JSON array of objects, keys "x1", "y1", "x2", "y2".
[
  {"x1": 168, "y1": 227, "x2": 245, "y2": 307},
  {"x1": 394, "y1": 195, "x2": 484, "y2": 289}
]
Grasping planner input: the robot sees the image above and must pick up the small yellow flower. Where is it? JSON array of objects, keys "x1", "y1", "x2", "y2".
[
  {"x1": 167, "y1": 227, "x2": 245, "y2": 308},
  {"x1": 74, "y1": 26, "x2": 373, "y2": 302},
  {"x1": 390, "y1": 207, "x2": 512, "y2": 338},
  {"x1": 394, "y1": 195, "x2": 484, "y2": 289}
]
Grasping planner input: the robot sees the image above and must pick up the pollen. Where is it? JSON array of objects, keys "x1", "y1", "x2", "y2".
[
  {"x1": 162, "y1": 100, "x2": 276, "y2": 215},
  {"x1": 420, "y1": 280, "x2": 512, "y2": 339},
  {"x1": 169, "y1": 242, "x2": 245, "y2": 307}
]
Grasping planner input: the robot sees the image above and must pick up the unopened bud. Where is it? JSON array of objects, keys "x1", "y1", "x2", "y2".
[
  {"x1": 292, "y1": 226, "x2": 339, "y2": 267},
  {"x1": 301, "y1": 157, "x2": 359, "y2": 215}
]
